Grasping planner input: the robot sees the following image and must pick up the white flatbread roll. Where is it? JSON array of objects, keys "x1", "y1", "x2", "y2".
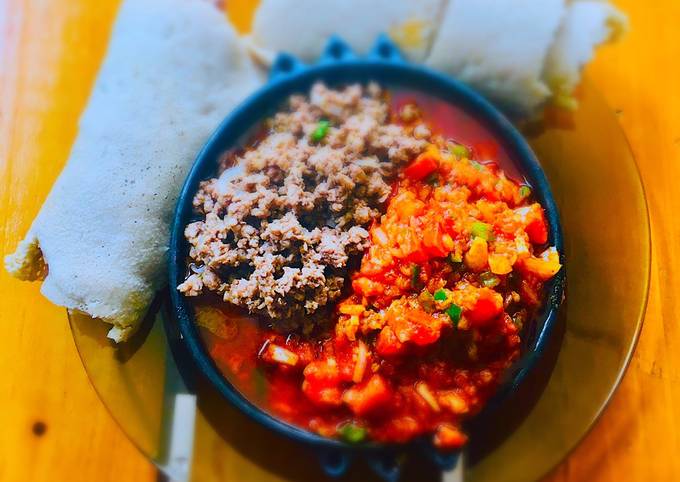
[
  {"x1": 5, "y1": 0, "x2": 262, "y2": 342},
  {"x1": 425, "y1": 0, "x2": 566, "y2": 114},
  {"x1": 248, "y1": 0, "x2": 446, "y2": 63},
  {"x1": 544, "y1": 1, "x2": 627, "y2": 109}
]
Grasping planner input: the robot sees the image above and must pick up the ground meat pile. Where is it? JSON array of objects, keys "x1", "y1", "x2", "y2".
[{"x1": 178, "y1": 82, "x2": 431, "y2": 326}]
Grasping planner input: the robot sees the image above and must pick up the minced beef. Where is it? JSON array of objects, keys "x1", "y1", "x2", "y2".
[{"x1": 178, "y1": 82, "x2": 430, "y2": 326}]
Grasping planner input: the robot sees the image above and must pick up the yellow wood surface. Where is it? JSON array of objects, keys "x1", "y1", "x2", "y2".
[{"x1": 0, "y1": 1, "x2": 678, "y2": 481}]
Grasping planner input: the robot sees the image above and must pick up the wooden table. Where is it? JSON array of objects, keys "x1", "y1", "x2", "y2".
[{"x1": 1, "y1": 1, "x2": 678, "y2": 480}]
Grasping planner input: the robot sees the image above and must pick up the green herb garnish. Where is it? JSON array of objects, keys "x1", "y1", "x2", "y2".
[
  {"x1": 338, "y1": 422, "x2": 367, "y2": 444},
  {"x1": 471, "y1": 221, "x2": 494, "y2": 241},
  {"x1": 433, "y1": 289, "x2": 448, "y2": 302},
  {"x1": 519, "y1": 185, "x2": 532, "y2": 199},
  {"x1": 311, "y1": 120, "x2": 330, "y2": 143},
  {"x1": 446, "y1": 304, "x2": 462, "y2": 325},
  {"x1": 450, "y1": 143, "x2": 470, "y2": 159}
]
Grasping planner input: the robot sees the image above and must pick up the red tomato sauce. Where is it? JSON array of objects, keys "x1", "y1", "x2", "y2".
[{"x1": 194, "y1": 91, "x2": 561, "y2": 451}]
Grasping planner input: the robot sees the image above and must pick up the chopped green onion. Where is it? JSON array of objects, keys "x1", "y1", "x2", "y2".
[
  {"x1": 433, "y1": 289, "x2": 448, "y2": 302},
  {"x1": 311, "y1": 120, "x2": 330, "y2": 143},
  {"x1": 450, "y1": 143, "x2": 470, "y2": 159},
  {"x1": 446, "y1": 304, "x2": 462, "y2": 325},
  {"x1": 411, "y1": 264, "x2": 421, "y2": 288},
  {"x1": 338, "y1": 422, "x2": 367, "y2": 444},
  {"x1": 471, "y1": 221, "x2": 494, "y2": 241},
  {"x1": 479, "y1": 271, "x2": 500, "y2": 288},
  {"x1": 470, "y1": 160, "x2": 484, "y2": 171},
  {"x1": 519, "y1": 185, "x2": 532, "y2": 199}
]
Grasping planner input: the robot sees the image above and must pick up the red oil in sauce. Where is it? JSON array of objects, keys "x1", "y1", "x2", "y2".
[{"x1": 390, "y1": 90, "x2": 523, "y2": 181}]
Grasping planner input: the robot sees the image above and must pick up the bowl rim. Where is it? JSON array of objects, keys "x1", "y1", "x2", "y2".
[{"x1": 167, "y1": 54, "x2": 565, "y2": 454}]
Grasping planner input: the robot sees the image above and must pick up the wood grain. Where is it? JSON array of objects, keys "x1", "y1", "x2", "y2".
[
  {"x1": 0, "y1": 1, "x2": 155, "y2": 481},
  {"x1": 544, "y1": 1, "x2": 680, "y2": 480},
  {"x1": 1, "y1": 0, "x2": 678, "y2": 481}
]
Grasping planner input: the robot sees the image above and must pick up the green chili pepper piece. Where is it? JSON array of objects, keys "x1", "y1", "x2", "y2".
[
  {"x1": 451, "y1": 143, "x2": 470, "y2": 159},
  {"x1": 311, "y1": 120, "x2": 330, "y2": 143},
  {"x1": 446, "y1": 304, "x2": 462, "y2": 325},
  {"x1": 519, "y1": 185, "x2": 532, "y2": 198},
  {"x1": 471, "y1": 221, "x2": 494, "y2": 241},
  {"x1": 433, "y1": 289, "x2": 448, "y2": 301},
  {"x1": 338, "y1": 422, "x2": 367, "y2": 443}
]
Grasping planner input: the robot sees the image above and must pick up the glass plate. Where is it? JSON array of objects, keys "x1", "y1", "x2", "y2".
[{"x1": 69, "y1": 79, "x2": 650, "y2": 482}]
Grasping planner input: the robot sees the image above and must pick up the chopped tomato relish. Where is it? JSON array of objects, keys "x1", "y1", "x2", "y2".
[{"x1": 197, "y1": 98, "x2": 562, "y2": 452}]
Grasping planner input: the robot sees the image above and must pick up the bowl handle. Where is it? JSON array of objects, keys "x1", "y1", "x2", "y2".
[
  {"x1": 415, "y1": 439, "x2": 462, "y2": 472},
  {"x1": 269, "y1": 53, "x2": 306, "y2": 81},
  {"x1": 319, "y1": 36, "x2": 358, "y2": 63},
  {"x1": 368, "y1": 34, "x2": 405, "y2": 63},
  {"x1": 364, "y1": 451, "x2": 403, "y2": 482},
  {"x1": 316, "y1": 448, "x2": 353, "y2": 478},
  {"x1": 270, "y1": 35, "x2": 405, "y2": 82}
]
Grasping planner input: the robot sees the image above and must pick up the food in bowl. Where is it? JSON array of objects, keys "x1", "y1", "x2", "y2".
[
  {"x1": 179, "y1": 82, "x2": 562, "y2": 450},
  {"x1": 179, "y1": 83, "x2": 425, "y2": 327}
]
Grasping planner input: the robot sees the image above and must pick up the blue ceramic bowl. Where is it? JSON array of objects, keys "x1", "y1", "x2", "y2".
[{"x1": 168, "y1": 36, "x2": 565, "y2": 481}]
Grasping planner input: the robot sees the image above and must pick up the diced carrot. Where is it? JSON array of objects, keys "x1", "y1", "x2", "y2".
[
  {"x1": 339, "y1": 303, "x2": 365, "y2": 316},
  {"x1": 342, "y1": 374, "x2": 392, "y2": 416},
  {"x1": 405, "y1": 309, "x2": 442, "y2": 346},
  {"x1": 441, "y1": 233, "x2": 454, "y2": 251},
  {"x1": 516, "y1": 204, "x2": 548, "y2": 244},
  {"x1": 404, "y1": 154, "x2": 438, "y2": 181},
  {"x1": 303, "y1": 385, "x2": 342, "y2": 407},
  {"x1": 520, "y1": 247, "x2": 561, "y2": 280},
  {"x1": 438, "y1": 391, "x2": 469, "y2": 415},
  {"x1": 392, "y1": 191, "x2": 424, "y2": 220},
  {"x1": 433, "y1": 424, "x2": 468, "y2": 450},
  {"x1": 466, "y1": 288, "x2": 503, "y2": 326},
  {"x1": 376, "y1": 326, "x2": 406, "y2": 356},
  {"x1": 352, "y1": 277, "x2": 384, "y2": 297},
  {"x1": 302, "y1": 359, "x2": 343, "y2": 406},
  {"x1": 488, "y1": 253, "x2": 514, "y2": 275},
  {"x1": 464, "y1": 237, "x2": 488, "y2": 271},
  {"x1": 526, "y1": 213, "x2": 548, "y2": 245},
  {"x1": 261, "y1": 344, "x2": 299, "y2": 367}
]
